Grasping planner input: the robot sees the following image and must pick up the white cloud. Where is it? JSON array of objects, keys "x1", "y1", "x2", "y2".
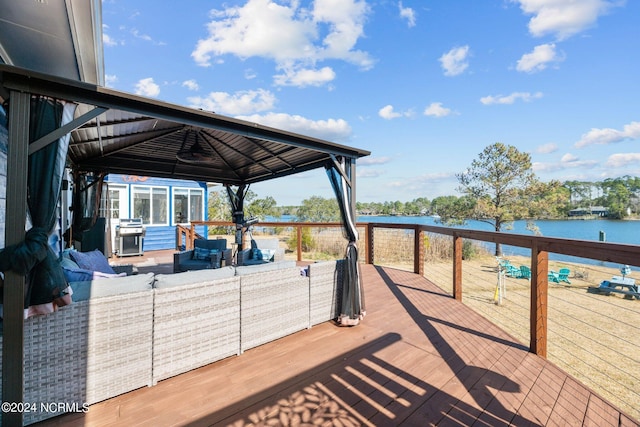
[
  {"x1": 131, "y1": 28, "x2": 152, "y2": 42},
  {"x1": 187, "y1": 89, "x2": 276, "y2": 115},
  {"x1": 358, "y1": 156, "x2": 391, "y2": 166},
  {"x1": 513, "y1": 0, "x2": 619, "y2": 40},
  {"x1": 235, "y1": 112, "x2": 352, "y2": 142},
  {"x1": 605, "y1": 153, "x2": 640, "y2": 168},
  {"x1": 575, "y1": 121, "x2": 640, "y2": 148},
  {"x1": 192, "y1": 0, "x2": 373, "y2": 87},
  {"x1": 379, "y1": 105, "x2": 402, "y2": 120},
  {"x1": 424, "y1": 102, "x2": 452, "y2": 118},
  {"x1": 388, "y1": 172, "x2": 455, "y2": 192},
  {"x1": 536, "y1": 142, "x2": 558, "y2": 154},
  {"x1": 134, "y1": 78, "x2": 160, "y2": 97},
  {"x1": 102, "y1": 33, "x2": 119, "y2": 47},
  {"x1": 182, "y1": 79, "x2": 200, "y2": 91},
  {"x1": 104, "y1": 74, "x2": 118, "y2": 88},
  {"x1": 273, "y1": 66, "x2": 336, "y2": 87},
  {"x1": 533, "y1": 153, "x2": 598, "y2": 173},
  {"x1": 439, "y1": 46, "x2": 470, "y2": 76},
  {"x1": 532, "y1": 161, "x2": 560, "y2": 173},
  {"x1": 378, "y1": 105, "x2": 413, "y2": 120},
  {"x1": 480, "y1": 91, "x2": 543, "y2": 105},
  {"x1": 561, "y1": 153, "x2": 597, "y2": 168},
  {"x1": 399, "y1": 2, "x2": 416, "y2": 28},
  {"x1": 357, "y1": 168, "x2": 385, "y2": 178},
  {"x1": 516, "y1": 43, "x2": 563, "y2": 73},
  {"x1": 102, "y1": 24, "x2": 121, "y2": 47}
]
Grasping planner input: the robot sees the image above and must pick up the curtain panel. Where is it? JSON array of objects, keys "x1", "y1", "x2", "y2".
[{"x1": 325, "y1": 156, "x2": 365, "y2": 326}]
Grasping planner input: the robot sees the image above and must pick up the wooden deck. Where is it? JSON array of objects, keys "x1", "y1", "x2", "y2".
[{"x1": 34, "y1": 252, "x2": 639, "y2": 426}]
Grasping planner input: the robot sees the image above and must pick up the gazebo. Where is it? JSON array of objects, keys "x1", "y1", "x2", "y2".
[{"x1": 0, "y1": 3, "x2": 369, "y2": 424}]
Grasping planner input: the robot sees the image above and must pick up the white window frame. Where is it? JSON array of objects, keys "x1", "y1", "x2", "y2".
[
  {"x1": 172, "y1": 187, "x2": 205, "y2": 225},
  {"x1": 131, "y1": 185, "x2": 169, "y2": 226}
]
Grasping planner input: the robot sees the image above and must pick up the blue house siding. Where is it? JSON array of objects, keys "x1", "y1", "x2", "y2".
[
  {"x1": 142, "y1": 225, "x2": 208, "y2": 251},
  {"x1": 105, "y1": 174, "x2": 209, "y2": 252}
]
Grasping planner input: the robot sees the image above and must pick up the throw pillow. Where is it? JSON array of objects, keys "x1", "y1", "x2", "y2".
[
  {"x1": 193, "y1": 247, "x2": 219, "y2": 261},
  {"x1": 62, "y1": 267, "x2": 126, "y2": 283},
  {"x1": 59, "y1": 256, "x2": 80, "y2": 270},
  {"x1": 69, "y1": 249, "x2": 117, "y2": 275},
  {"x1": 62, "y1": 267, "x2": 94, "y2": 283},
  {"x1": 261, "y1": 248, "x2": 275, "y2": 261},
  {"x1": 252, "y1": 248, "x2": 275, "y2": 261}
]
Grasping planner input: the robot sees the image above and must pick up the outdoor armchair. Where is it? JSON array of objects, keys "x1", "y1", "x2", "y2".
[{"x1": 174, "y1": 238, "x2": 232, "y2": 273}]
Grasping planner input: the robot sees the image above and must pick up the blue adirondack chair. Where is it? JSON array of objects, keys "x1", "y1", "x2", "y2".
[
  {"x1": 497, "y1": 258, "x2": 521, "y2": 278},
  {"x1": 548, "y1": 271, "x2": 560, "y2": 283},
  {"x1": 520, "y1": 265, "x2": 531, "y2": 280},
  {"x1": 558, "y1": 268, "x2": 571, "y2": 284}
]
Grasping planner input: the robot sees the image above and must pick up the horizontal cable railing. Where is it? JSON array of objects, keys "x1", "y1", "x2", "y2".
[{"x1": 185, "y1": 219, "x2": 640, "y2": 420}]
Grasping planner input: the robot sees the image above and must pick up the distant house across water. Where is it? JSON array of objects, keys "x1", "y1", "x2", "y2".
[{"x1": 568, "y1": 206, "x2": 609, "y2": 218}]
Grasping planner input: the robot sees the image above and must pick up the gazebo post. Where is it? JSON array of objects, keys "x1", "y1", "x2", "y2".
[
  {"x1": 226, "y1": 184, "x2": 247, "y2": 251},
  {"x1": 2, "y1": 89, "x2": 30, "y2": 427}
]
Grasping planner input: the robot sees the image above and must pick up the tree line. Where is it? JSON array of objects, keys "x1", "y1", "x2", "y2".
[{"x1": 356, "y1": 176, "x2": 640, "y2": 220}]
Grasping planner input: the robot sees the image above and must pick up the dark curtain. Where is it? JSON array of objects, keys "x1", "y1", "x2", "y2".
[
  {"x1": 0, "y1": 96, "x2": 76, "y2": 312},
  {"x1": 325, "y1": 156, "x2": 365, "y2": 326},
  {"x1": 68, "y1": 171, "x2": 105, "y2": 244}
]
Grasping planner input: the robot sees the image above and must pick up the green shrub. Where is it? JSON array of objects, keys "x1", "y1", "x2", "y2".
[
  {"x1": 462, "y1": 239, "x2": 478, "y2": 260},
  {"x1": 287, "y1": 227, "x2": 315, "y2": 252}
]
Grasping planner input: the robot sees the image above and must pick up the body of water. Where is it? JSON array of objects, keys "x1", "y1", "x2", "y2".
[
  {"x1": 357, "y1": 215, "x2": 640, "y2": 267},
  {"x1": 268, "y1": 214, "x2": 640, "y2": 267}
]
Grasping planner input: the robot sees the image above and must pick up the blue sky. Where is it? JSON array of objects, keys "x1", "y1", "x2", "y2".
[{"x1": 101, "y1": 0, "x2": 640, "y2": 205}]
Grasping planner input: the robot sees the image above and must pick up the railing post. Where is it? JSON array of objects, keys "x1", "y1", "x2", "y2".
[
  {"x1": 530, "y1": 243, "x2": 548, "y2": 358},
  {"x1": 188, "y1": 223, "x2": 196, "y2": 250},
  {"x1": 297, "y1": 224, "x2": 302, "y2": 262},
  {"x1": 414, "y1": 226, "x2": 424, "y2": 276},
  {"x1": 453, "y1": 234, "x2": 462, "y2": 301},
  {"x1": 366, "y1": 223, "x2": 374, "y2": 264}
]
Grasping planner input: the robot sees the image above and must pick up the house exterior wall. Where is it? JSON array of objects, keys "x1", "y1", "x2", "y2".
[{"x1": 104, "y1": 174, "x2": 209, "y2": 252}]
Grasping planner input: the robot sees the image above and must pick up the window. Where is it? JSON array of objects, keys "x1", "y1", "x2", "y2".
[
  {"x1": 108, "y1": 190, "x2": 120, "y2": 219},
  {"x1": 173, "y1": 187, "x2": 204, "y2": 224},
  {"x1": 132, "y1": 186, "x2": 168, "y2": 225},
  {"x1": 107, "y1": 185, "x2": 127, "y2": 220}
]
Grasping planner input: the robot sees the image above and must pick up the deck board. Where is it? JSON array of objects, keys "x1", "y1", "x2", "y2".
[{"x1": 33, "y1": 257, "x2": 639, "y2": 426}]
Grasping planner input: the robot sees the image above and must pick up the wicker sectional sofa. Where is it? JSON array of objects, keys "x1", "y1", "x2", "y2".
[
  {"x1": 0, "y1": 259, "x2": 344, "y2": 425},
  {"x1": 151, "y1": 266, "x2": 240, "y2": 385}
]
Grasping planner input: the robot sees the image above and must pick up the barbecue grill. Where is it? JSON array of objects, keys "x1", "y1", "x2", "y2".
[{"x1": 115, "y1": 218, "x2": 145, "y2": 256}]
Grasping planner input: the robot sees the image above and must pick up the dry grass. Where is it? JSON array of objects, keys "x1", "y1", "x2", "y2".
[{"x1": 424, "y1": 254, "x2": 640, "y2": 422}]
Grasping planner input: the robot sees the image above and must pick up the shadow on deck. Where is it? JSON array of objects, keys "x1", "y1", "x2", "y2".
[{"x1": 35, "y1": 252, "x2": 639, "y2": 426}]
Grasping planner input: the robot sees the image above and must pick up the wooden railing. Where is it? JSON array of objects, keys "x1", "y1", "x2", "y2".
[
  {"x1": 175, "y1": 223, "x2": 206, "y2": 250},
  {"x1": 179, "y1": 220, "x2": 640, "y2": 358}
]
